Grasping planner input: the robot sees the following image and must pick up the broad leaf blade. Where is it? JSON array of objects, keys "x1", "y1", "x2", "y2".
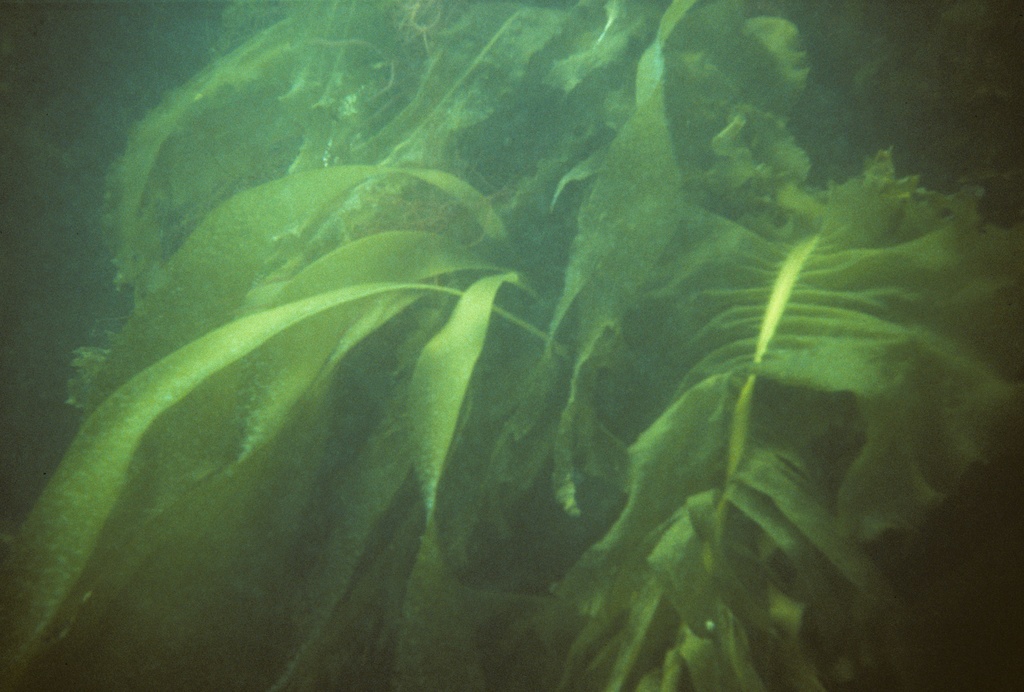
[{"x1": 0, "y1": 281, "x2": 438, "y2": 684}]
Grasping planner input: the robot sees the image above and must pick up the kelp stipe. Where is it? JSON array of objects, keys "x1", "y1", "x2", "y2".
[{"x1": 711, "y1": 233, "x2": 820, "y2": 562}]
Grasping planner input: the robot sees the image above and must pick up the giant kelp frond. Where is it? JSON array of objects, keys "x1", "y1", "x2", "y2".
[{"x1": 552, "y1": 151, "x2": 1023, "y2": 689}]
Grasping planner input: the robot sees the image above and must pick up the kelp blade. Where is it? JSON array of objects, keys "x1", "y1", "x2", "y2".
[
  {"x1": 0, "y1": 280, "x2": 455, "y2": 686},
  {"x1": 408, "y1": 272, "x2": 518, "y2": 521},
  {"x1": 237, "y1": 230, "x2": 494, "y2": 458}
]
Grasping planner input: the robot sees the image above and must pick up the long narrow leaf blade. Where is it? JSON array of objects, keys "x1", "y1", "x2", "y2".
[{"x1": 408, "y1": 273, "x2": 516, "y2": 521}]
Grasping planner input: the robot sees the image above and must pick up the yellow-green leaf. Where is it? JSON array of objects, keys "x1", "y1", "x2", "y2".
[
  {"x1": 0, "y1": 280, "x2": 443, "y2": 685},
  {"x1": 408, "y1": 273, "x2": 517, "y2": 522}
]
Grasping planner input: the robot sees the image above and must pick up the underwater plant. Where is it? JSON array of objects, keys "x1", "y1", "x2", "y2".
[{"x1": 1, "y1": 0, "x2": 1021, "y2": 689}]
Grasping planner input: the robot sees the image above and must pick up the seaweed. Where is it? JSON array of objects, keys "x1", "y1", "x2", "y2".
[{"x1": 2, "y1": 1, "x2": 1022, "y2": 690}]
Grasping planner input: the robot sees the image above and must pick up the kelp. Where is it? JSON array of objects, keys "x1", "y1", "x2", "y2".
[
  {"x1": 364, "y1": 3, "x2": 568, "y2": 166},
  {"x1": 1, "y1": 279, "x2": 433, "y2": 681},
  {"x1": 3, "y1": 132, "x2": 521, "y2": 686},
  {"x1": 550, "y1": 153, "x2": 1023, "y2": 689},
  {"x1": 3, "y1": 0, "x2": 1023, "y2": 690},
  {"x1": 547, "y1": 0, "x2": 697, "y2": 515},
  {"x1": 104, "y1": 15, "x2": 304, "y2": 289}
]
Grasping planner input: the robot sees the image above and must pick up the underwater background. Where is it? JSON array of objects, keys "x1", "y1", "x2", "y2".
[{"x1": 1, "y1": 1, "x2": 1022, "y2": 690}]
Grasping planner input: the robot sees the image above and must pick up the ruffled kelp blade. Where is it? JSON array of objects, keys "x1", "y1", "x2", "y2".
[{"x1": 553, "y1": 172, "x2": 1024, "y2": 689}]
